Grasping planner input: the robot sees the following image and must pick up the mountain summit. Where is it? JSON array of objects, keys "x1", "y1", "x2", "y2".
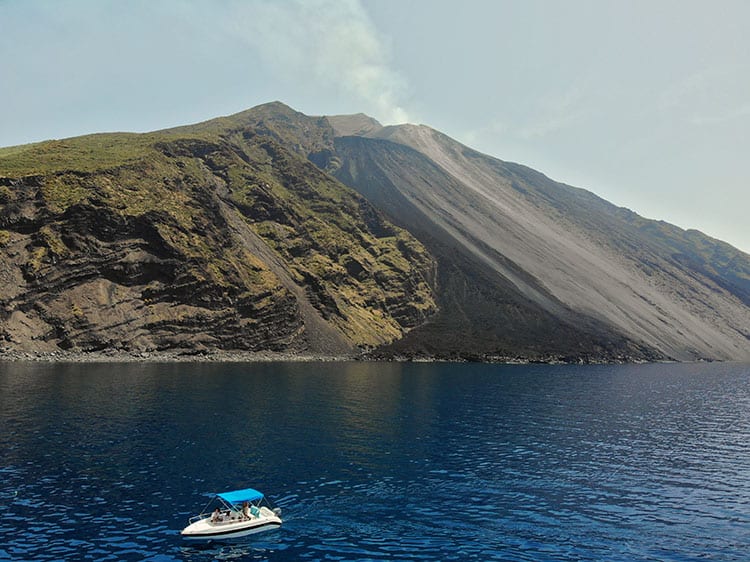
[{"x1": 1, "y1": 102, "x2": 748, "y2": 361}]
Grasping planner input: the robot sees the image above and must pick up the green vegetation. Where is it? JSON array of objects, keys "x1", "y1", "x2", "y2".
[
  {"x1": 0, "y1": 129, "x2": 227, "y2": 176},
  {"x1": 0, "y1": 134, "x2": 150, "y2": 175},
  {"x1": 39, "y1": 225, "x2": 69, "y2": 257},
  {"x1": 25, "y1": 246, "x2": 47, "y2": 275},
  {"x1": 40, "y1": 174, "x2": 90, "y2": 213}
]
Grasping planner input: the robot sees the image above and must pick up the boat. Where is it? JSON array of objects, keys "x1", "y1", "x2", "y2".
[{"x1": 181, "y1": 487, "x2": 282, "y2": 541}]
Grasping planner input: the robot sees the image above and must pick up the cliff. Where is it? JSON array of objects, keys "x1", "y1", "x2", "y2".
[{"x1": 0, "y1": 103, "x2": 436, "y2": 355}]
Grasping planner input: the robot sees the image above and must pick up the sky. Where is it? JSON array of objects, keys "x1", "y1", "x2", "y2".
[{"x1": 1, "y1": 0, "x2": 748, "y2": 252}]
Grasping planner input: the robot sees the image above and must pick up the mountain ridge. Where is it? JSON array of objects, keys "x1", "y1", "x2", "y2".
[{"x1": 1, "y1": 101, "x2": 748, "y2": 361}]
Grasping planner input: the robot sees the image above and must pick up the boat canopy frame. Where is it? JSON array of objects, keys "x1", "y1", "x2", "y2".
[{"x1": 188, "y1": 488, "x2": 269, "y2": 524}]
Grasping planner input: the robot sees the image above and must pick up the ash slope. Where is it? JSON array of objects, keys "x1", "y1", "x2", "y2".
[{"x1": 329, "y1": 115, "x2": 750, "y2": 361}]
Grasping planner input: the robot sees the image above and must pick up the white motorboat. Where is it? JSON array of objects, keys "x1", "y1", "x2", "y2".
[{"x1": 181, "y1": 487, "x2": 282, "y2": 541}]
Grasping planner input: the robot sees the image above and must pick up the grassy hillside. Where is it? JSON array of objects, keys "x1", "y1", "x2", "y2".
[{"x1": 0, "y1": 104, "x2": 436, "y2": 354}]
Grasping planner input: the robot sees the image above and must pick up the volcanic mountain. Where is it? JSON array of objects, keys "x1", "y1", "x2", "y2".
[{"x1": 1, "y1": 102, "x2": 748, "y2": 361}]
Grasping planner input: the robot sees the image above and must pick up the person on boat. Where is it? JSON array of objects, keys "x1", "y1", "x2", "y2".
[
  {"x1": 211, "y1": 507, "x2": 222, "y2": 523},
  {"x1": 242, "y1": 501, "x2": 250, "y2": 520}
]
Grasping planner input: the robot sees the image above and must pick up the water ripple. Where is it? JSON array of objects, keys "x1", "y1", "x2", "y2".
[{"x1": 1, "y1": 361, "x2": 749, "y2": 560}]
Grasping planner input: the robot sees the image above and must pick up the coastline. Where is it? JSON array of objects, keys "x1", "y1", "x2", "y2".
[
  {"x1": 0, "y1": 349, "x2": 358, "y2": 363},
  {"x1": 0, "y1": 348, "x2": 666, "y2": 364}
]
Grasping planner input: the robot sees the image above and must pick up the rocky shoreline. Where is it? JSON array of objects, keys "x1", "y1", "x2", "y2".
[
  {"x1": 0, "y1": 348, "x2": 666, "y2": 364},
  {"x1": 0, "y1": 349, "x2": 357, "y2": 363}
]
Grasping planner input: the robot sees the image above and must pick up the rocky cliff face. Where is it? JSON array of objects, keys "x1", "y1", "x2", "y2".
[
  {"x1": 0, "y1": 104, "x2": 436, "y2": 354},
  {"x1": 1, "y1": 101, "x2": 748, "y2": 361}
]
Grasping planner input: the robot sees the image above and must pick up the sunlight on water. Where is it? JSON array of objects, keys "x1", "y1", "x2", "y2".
[{"x1": 1, "y1": 361, "x2": 749, "y2": 560}]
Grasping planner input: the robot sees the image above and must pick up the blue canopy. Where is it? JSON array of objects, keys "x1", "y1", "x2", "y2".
[{"x1": 217, "y1": 488, "x2": 264, "y2": 505}]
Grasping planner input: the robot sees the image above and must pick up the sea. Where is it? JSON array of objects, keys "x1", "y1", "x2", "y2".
[{"x1": 1, "y1": 360, "x2": 749, "y2": 561}]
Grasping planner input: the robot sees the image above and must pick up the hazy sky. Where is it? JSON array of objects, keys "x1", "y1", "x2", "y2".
[{"x1": 1, "y1": 0, "x2": 748, "y2": 252}]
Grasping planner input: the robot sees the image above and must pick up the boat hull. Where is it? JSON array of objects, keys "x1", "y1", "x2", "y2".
[{"x1": 181, "y1": 511, "x2": 282, "y2": 541}]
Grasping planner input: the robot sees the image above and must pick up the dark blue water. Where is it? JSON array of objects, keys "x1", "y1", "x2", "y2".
[{"x1": 1, "y1": 361, "x2": 749, "y2": 561}]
